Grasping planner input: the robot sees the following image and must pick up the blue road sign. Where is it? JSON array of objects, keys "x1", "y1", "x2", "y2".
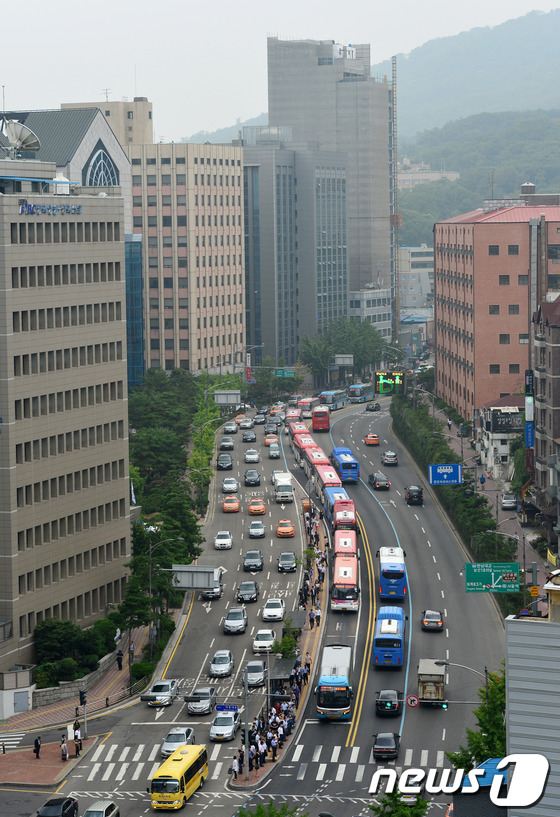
[
  {"x1": 216, "y1": 704, "x2": 239, "y2": 712},
  {"x1": 525, "y1": 421, "x2": 534, "y2": 448},
  {"x1": 428, "y1": 463, "x2": 463, "y2": 485}
]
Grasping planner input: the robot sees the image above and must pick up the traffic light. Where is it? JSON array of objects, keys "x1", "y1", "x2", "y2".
[
  {"x1": 441, "y1": 701, "x2": 448, "y2": 710},
  {"x1": 79, "y1": 689, "x2": 87, "y2": 706}
]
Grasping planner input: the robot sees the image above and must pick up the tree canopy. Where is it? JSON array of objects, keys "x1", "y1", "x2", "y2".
[{"x1": 446, "y1": 669, "x2": 506, "y2": 771}]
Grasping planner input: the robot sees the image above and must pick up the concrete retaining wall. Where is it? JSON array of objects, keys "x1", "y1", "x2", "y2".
[{"x1": 32, "y1": 650, "x2": 116, "y2": 709}]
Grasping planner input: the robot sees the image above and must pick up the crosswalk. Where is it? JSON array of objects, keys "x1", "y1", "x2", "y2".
[
  {"x1": 78, "y1": 739, "x2": 450, "y2": 786},
  {"x1": 0, "y1": 731, "x2": 25, "y2": 750}
]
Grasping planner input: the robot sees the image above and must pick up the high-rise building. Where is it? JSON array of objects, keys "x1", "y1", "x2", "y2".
[
  {"x1": 0, "y1": 156, "x2": 130, "y2": 690},
  {"x1": 126, "y1": 143, "x2": 245, "y2": 372},
  {"x1": 62, "y1": 97, "x2": 153, "y2": 146},
  {"x1": 267, "y1": 37, "x2": 394, "y2": 298}
]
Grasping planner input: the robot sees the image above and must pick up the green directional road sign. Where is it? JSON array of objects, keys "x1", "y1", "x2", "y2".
[
  {"x1": 274, "y1": 369, "x2": 295, "y2": 378},
  {"x1": 465, "y1": 562, "x2": 520, "y2": 593}
]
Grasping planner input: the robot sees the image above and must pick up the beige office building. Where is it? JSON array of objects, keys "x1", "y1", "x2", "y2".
[
  {"x1": 126, "y1": 142, "x2": 245, "y2": 372},
  {"x1": 62, "y1": 97, "x2": 153, "y2": 146},
  {"x1": 0, "y1": 159, "x2": 130, "y2": 689}
]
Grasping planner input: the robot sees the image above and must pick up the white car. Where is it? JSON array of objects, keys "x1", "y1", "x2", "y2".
[
  {"x1": 262, "y1": 598, "x2": 285, "y2": 622},
  {"x1": 222, "y1": 477, "x2": 238, "y2": 493},
  {"x1": 214, "y1": 530, "x2": 233, "y2": 550},
  {"x1": 239, "y1": 418, "x2": 254, "y2": 429},
  {"x1": 245, "y1": 449, "x2": 260, "y2": 463},
  {"x1": 253, "y1": 628, "x2": 277, "y2": 653},
  {"x1": 140, "y1": 678, "x2": 179, "y2": 706}
]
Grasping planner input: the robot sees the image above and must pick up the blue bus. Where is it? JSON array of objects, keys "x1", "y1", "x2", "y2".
[
  {"x1": 373, "y1": 607, "x2": 406, "y2": 668},
  {"x1": 316, "y1": 644, "x2": 353, "y2": 720},
  {"x1": 322, "y1": 486, "x2": 350, "y2": 527},
  {"x1": 319, "y1": 388, "x2": 348, "y2": 411},
  {"x1": 376, "y1": 546, "x2": 407, "y2": 600},
  {"x1": 347, "y1": 383, "x2": 375, "y2": 403},
  {"x1": 329, "y1": 447, "x2": 360, "y2": 483}
]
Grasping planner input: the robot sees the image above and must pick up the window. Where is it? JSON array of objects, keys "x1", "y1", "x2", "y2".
[
  {"x1": 499, "y1": 275, "x2": 510, "y2": 285},
  {"x1": 489, "y1": 364, "x2": 501, "y2": 374},
  {"x1": 519, "y1": 333, "x2": 529, "y2": 344},
  {"x1": 489, "y1": 245, "x2": 499, "y2": 255},
  {"x1": 509, "y1": 304, "x2": 520, "y2": 314},
  {"x1": 499, "y1": 334, "x2": 510, "y2": 344},
  {"x1": 489, "y1": 305, "x2": 500, "y2": 315},
  {"x1": 508, "y1": 245, "x2": 519, "y2": 255},
  {"x1": 509, "y1": 364, "x2": 520, "y2": 374},
  {"x1": 518, "y1": 274, "x2": 529, "y2": 285},
  {"x1": 548, "y1": 244, "x2": 560, "y2": 261}
]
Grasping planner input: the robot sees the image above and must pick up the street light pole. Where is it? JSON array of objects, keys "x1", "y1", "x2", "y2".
[
  {"x1": 435, "y1": 660, "x2": 489, "y2": 707},
  {"x1": 147, "y1": 537, "x2": 184, "y2": 658}
]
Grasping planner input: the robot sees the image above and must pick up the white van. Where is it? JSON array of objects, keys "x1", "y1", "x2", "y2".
[{"x1": 203, "y1": 568, "x2": 223, "y2": 600}]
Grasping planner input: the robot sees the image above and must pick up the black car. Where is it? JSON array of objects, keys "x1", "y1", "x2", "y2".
[
  {"x1": 421, "y1": 609, "x2": 444, "y2": 631},
  {"x1": 372, "y1": 732, "x2": 400, "y2": 760},
  {"x1": 244, "y1": 469, "x2": 261, "y2": 486},
  {"x1": 219, "y1": 436, "x2": 234, "y2": 451},
  {"x1": 269, "y1": 415, "x2": 283, "y2": 427},
  {"x1": 237, "y1": 580, "x2": 260, "y2": 603},
  {"x1": 242, "y1": 430, "x2": 257, "y2": 443},
  {"x1": 254, "y1": 414, "x2": 266, "y2": 425},
  {"x1": 217, "y1": 453, "x2": 233, "y2": 470},
  {"x1": 258, "y1": 405, "x2": 270, "y2": 415},
  {"x1": 405, "y1": 484, "x2": 424, "y2": 505},
  {"x1": 243, "y1": 549, "x2": 264, "y2": 571},
  {"x1": 369, "y1": 471, "x2": 390, "y2": 490},
  {"x1": 38, "y1": 798, "x2": 79, "y2": 817},
  {"x1": 277, "y1": 551, "x2": 297, "y2": 572},
  {"x1": 264, "y1": 423, "x2": 278, "y2": 434},
  {"x1": 375, "y1": 689, "x2": 402, "y2": 717},
  {"x1": 366, "y1": 401, "x2": 380, "y2": 412}
]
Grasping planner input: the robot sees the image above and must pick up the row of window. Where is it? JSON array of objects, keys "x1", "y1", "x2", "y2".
[
  {"x1": 10, "y1": 221, "x2": 121, "y2": 246},
  {"x1": 194, "y1": 195, "x2": 241, "y2": 207},
  {"x1": 17, "y1": 463, "x2": 125, "y2": 507},
  {"x1": 150, "y1": 339, "x2": 188, "y2": 350},
  {"x1": 14, "y1": 342, "x2": 123, "y2": 377},
  {"x1": 489, "y1": 364, "x2": 521, "y2": 374},
  {"x1": 196, "y1": 253, "x2": 243, "y2": 268},
  {"x1": 488, "y1": 244, "x2": 519, "y2": 255},
  {"x1": 18, "y1": 576, "x2": 126, "y2": 638},
  {"x1": 15, "y1": 382, "x2": 124, "y2": 422},
  {"x1": 12, "y1": 262, "x2": 122, "y2": 288},
  {"x1": 16, "y1": 422, "x2": 125, "y2": 464},
  {"x1": 19, "y1": 543, "x2": 124, "y2": 594},
  {"x1": 16, "y1": 498, "x2": 126, "y2": 542},
  {"x1": 488, "y1": 304, "x2": 520, "y2": 314},
  {"x1": 131, "y1": 156, "x2": 241, "y2": 167},
  {"x1": 13, "y1": 302, "x2": 122, "y2": 333}
]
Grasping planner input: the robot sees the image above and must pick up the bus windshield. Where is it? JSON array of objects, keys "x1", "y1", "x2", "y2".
[
  {"x1": 317, "y1": 685, "x2": 351, "y2": 708},
  {"x1": 332, "y1": 585, "x2": 358, "y2": 600},
  {"x1": 151, "y1": 779, "x2": 180, "y2": 794}
]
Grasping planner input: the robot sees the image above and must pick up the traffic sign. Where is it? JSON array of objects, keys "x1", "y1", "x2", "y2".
[
  {"x1": 428, "y1": 463, "x2": 463, "y2": 485},
  {"x1": 406, "y1": 694, "x2": 419, "y2": 708},
  {"x1": 274, "y1": 369, "x2": 295, "y2": 378},
  {"x1": 216, "y1": 704, "x2": 239, "y2": 712},
  {"x1": 465, "y1": 562, "x2": 520, "y2": 593},
  {"x1": 525, "y1": 421, "x2": 534, "y2": 448},
  {"x1": 530, "y1": 585, "x2": 539, "y2": 597}
]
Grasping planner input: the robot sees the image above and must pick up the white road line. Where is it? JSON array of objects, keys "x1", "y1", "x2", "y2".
[
  {"x1": 212, "y1": 761, "x2": 224, "y2": 780},
  {"x1": 404, "y1": 749, "x2": 413, "y2": 766},
  {"x1": 102, "y1": 762, "x2": 115, "y2": 781},
  {"x1": 427, "y1": 540, "x2": 432, "y2": 547},
  {"x1": 292, "y1": 744, "x2": 303, "y2": 762},
  {"x1": 91, "y1": 745, "x2": 106, "y2": 762},
  {"x1": 148, "y1": 744, "x2": 160, "y2": 761},
  {"x1": 297, "y1": 763, "x2": 307, "y2": 780},
  {"x1": 336, "y1": 763, "x2": 345, "y2": 781},
  {"x1": 131, "y1": 762, "x2": 145, "y2": 781},
  {"x1": 118, "y1": 746, "x2": 131, "y2": 762},
  {"x1": 437, "y1": 572, "x2": 441, "y2": 581},
  {"x1": 436, "y1": 751, "x2": 445, "y2": 767},
  {"x1": 104, "y1": 744, "x2": 117, "y2": 762},
  {"x1": 350, "y1": 746, "x2": 359, "y2": 764},
  {"x1": 442, "y1": 728, "x2": 446, "y2": 741},
  {"x1": 331, "y1": 746, "x2": 341, "y2": 763},
  {"x1": 87, "y1": 763, "x2": 101, "y2": 781},
  {"x1": 312, "y1": 745, "x2": 322, "y2": 762},
  {"x1": 132, "y1": 745, "x2": 145, "y2": 762},
  {"x1": 317, "y1": 763, "x2": 327, "y2": 780},
  {"x1": 420, "y1": 749, "x2": 428, "y2": 766},
  {"x1": 355, "y1": 765, "x2": 365, "y2": 782},
  {"x1": 116, "y1": 762, "x2": 130, "y2": 781},
  {"x1": 149, "y1": 761, "x2": 160, "y2": 779}
]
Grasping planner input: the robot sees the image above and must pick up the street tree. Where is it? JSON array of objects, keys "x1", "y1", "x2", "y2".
[{"x1": 446, "y1": 669, "x2": 506, "y2": 771}]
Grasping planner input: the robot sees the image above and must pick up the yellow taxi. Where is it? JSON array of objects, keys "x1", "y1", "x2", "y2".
[
  {"x1": 222, "y1": 495, "x2": 240, "y2": 513},
  {"x1": 364, "y1": 433, "x2": 380, "y2": 446},
  {"x1": 276, "y1": 519, "x2": 295, "y2": 537},
  {"x1": 264, "y1": 434, "x2": 279, "y2": 447},
  {"x1": 234, "y1": 414, "x2": 247, "y2": 425},
  {"x1": 248, "y1": 498, "x2": 266, "y2": 515}
]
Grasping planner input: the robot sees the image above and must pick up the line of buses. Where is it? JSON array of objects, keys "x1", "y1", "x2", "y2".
[{"x1": 290, "y1": 384, "x2": 377, "y2": 434}]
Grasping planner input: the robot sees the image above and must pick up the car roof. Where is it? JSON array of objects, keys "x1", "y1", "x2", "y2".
[
  {"x1": 280, "y1": 551, "x2": 295, "y2": 557},
  {"x1": 212, "y1": 649, "x2": 232, "y2": 658}
]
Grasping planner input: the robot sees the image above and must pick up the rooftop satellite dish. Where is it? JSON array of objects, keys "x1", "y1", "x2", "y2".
[{"x1": 1, "y1": 117, "x2": 41, "y2": 157}]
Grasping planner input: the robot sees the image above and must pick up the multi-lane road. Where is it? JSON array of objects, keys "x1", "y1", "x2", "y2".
[{"x1": 10, "y1": 398, "x2": 505, "y2": 817}]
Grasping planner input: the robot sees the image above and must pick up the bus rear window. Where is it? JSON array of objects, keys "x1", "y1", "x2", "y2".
[{"x1": 382, "y1": 570, "x2": 404, "y2": 580}]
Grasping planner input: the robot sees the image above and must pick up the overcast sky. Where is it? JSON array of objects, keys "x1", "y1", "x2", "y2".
[{"x1": 3, "y1": 2, "x2": 558, "y2": 141}]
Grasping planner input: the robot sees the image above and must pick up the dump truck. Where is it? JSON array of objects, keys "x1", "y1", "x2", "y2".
[
  {"x1": 273, "y1": 471, "x2": 294, "y2": 503},
  {"x1": 417, "y1": 659, "x2": 446, "y2": 707}
]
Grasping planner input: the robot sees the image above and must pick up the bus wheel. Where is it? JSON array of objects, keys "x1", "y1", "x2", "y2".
[
  {"x1": 181, "y1": 798, "x2": 187, "y2": 809},
  {"x1": 199, "y1": 776, "x2": 205, "y2": 788}
]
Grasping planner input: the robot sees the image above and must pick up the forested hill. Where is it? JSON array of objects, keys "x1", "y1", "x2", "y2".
[{"x1": 372, "y1": 10, "x2": 560, "y2": 138}]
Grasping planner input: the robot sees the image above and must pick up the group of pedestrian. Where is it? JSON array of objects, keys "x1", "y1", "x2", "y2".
[{"x1": 231, "y1": 702, "x2": 296, "y2": 780}]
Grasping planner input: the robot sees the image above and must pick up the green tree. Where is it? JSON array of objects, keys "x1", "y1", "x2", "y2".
[
  {"x1": 130, "y1": 427, "x2": 187, "y2": 482},
  {"x1": 34, "y1": 619, "x2": 81, "y2": 664},
  {"x1": 234, "y1": 802, "x2": 307, "y2": 817},
  {"x1": 368, "y1": 788, "x2": 428, "y2": 816},
  {"x1": 446, "y1": 669, "x2": 506, "y2": 771}
]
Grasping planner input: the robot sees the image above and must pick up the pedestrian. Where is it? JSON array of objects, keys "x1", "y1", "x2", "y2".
[
  {"x1": 301, "y1": 664, "x2": 308, "y2": 685},
  {"x1": 304, "y1": 510, "x2": 310, "y2": 525},
  {"x1": 34, "y1": 735, "x2": 41, "y2": 759},
  {"x1": 447, "y1": 417, "x2": 452, "y2": 430},
  {"x1": 129, "y1": 641, "x2": 135, "y2": 661},
  {"x1": 310, "y1": 505, "x2": 315, "y2": 519},
  {"x1": 305, "y1": 651, "x2": 312, "y2": 672},
  {"x1": 296, "y1": 667, "x2": 303, "y2": 689},
  {"x1": 238, "y1": 745, "x2": 245, "y2": 774},
  {"x1": 310, "y1": 585, "x2": 316, "y2": 605},
  {"x1": 248, "y1": 744, "x2": 255, "y2": 772},
  {"x1": 315, "y1": 605, "x2": 321, "y2": 627},
  {"x1": 319, "y1": 509, "x2": 324, "y2": 521},
  {"x1": 293, "y1": 684, "x2": 300, "y2": 708},
  {"x1": 314, "y1": 531, "x2": 320, "y2": 546},
  {"x1": 480, "y1": 474, "x2": 486, "y2": 491},
  {"x1": 116, "y1": 649, "x2": 123, "y2": 670},
  {"x1": 259, "y1": 738, "x2": 267, "y2": 766},
  {"x1": 61, "y1": 736, "x2": 68, "y2": 762},
  {"x1": 231, "y1": 756, "x2": 238, "y2": 780},
  {"x1": 73, "y1": 719, "x2": 80, "y2": 735},
  {"x1": 74, "y1": 727, "x2": 81, "y2": 757},
  {"x1": 271, "y1": 735, "x2": 278, "y2": 761},
  {"x1": 308, "y1": 607, "x2": 315, "y2": 629},
  {"x1": 277, "y1": 723, "x2": 285, "y2": 747}
]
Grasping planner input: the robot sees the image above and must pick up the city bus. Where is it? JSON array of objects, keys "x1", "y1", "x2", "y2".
[
  {"x1": 292, "y1": 432, "x2": 317, "y2": 466},
  {"x1": 322, "y1": 486, "x2": 350, "y2": 527},
  {"x1": 148, "y1": 744, "x2": 209, "y2": 809},
  {"x1": 288, "y1": 421, "x2": 309, "y2": 443},
  {"x1": 297, "y1": 396, "x2": 321, "y2": 418},
  {"x1": 329, "y1": 446, "x2": 360, "y2": 483},
  {"x1": 377, "y1": 546, "x2": 407, "y2": 600},
  {"x1": 302, "y1": 446, "x2": 330, "y2": 480},
  {"x1": 312, "y1": 404, "x2": 330, "y2": 432},
  {"x1": 332, "y1": 496, "x2": 359, "y2": 534},
  {"x1": 331, "y1": 554, "x2": 360, "y2": 612},
  {"x1": 315, "y1": 644, "x2": 353, "y2": 720},
  {"x1": 285, "y1": 408, "x2": 302, "y2": 423},
  {"x1": 319, "y1": 388, "x2": 348, "y2": 411},
  {"x1": 347, "y1": 383, "x2": 375, "y2": 403},
  {"x1": 314, "y1": 465, "x2": 343, "y2": 506},
  {"x1": 334, "y1": 529, "x2": 358, "y2": 558},
  {"x1": 373, "y1": 607, "x2": 406, "y2": 668}
]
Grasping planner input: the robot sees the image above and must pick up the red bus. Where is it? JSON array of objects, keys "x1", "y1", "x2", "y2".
[
  {"x1": 297, "y1": 397, "x2": 321, "y2": 418},
  {"x1": 312, "y1": 405, "x2": 330, "y2": 432},
  {"x1": 333, "y1": 498, "x2": 359, "y2": 534},
  {"x1": 302, "y1": 446, "x2": 330, "y2": 479},
  {"x1": 292, "y1": 433, "x2": 317, "y2": 466},
  {"x1": 334, "y1": 529, "x2": 358, "y2": 558},
  {"x1": 285, "y1": 408, "x2": 302, "y2": 423},
  {"x1": 288, "y1": 421, "x2": 309, "y2": 441},
  {"x1": 314, "y1": 465, "x2": 343, "y2": 502},
  {"x1": 330, "y1": 555, "x2": 360, "y2": 613}
]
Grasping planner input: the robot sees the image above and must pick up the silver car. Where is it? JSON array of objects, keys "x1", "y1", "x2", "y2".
[
  {"x1": 186, "y1": 685, "x2": 217, "y2": 715},
  {"x1": 244, "y1": 449, "x2": 260, "y2": 463},
  {"x1": 249, "y1": 520, "x2": 266, "y2": 538},
  {"x1": 223, "y1": 607, "x2": 248, "y2": 634},
  {"x1": 209, "y1": 649, "x2": 234, "y2": 677},
  {"x1": 222, "y1": 477, "x2": 238, "y2": 493},
  {"x1": 268, "y1": 443, "x2": 281, "y2": 459},
  {"x1": 214, "y1": 530, "x2": 233, "y2": 550},
  {"x1": 245, "y1": 659, "x2": 267, "y2": 686},
  {"x1": 209, "y1": 710, "x2": 241, "y2": 741},
  {"x1": 161, "y1": 726, "x2": 196, "y2": 758}
]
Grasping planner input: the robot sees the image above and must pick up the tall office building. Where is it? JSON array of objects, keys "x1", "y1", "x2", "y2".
[
  {"x1": 0, "y1": 156, "x2": 130, "y2": 695},
  {"x1": 126, "y1": 143, "x2": 245, "y2": 372},
  {"x1": 267, "y1": 38, "x2": 394, "y2": 297}
]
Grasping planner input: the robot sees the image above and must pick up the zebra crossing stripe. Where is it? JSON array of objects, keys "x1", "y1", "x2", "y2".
[
  {"x1": 404, "y1": 749, "x2": 413, "y2": 766},
  {"x1": 335, "y1": 764, "x2": 345, "y2": 781},
  {"x1": 350, "y1": 746, "x2": 359, "y2": 764},
  {"x1": 355, "y1": 765, "x2": 365, "y2": 783},
  {"x1": 102, "y1": 763, "x2": 115, "y2": 781},
  {"x1": 118, "y1": 746, "x2": 131, "y2": 762},
  {"x1": 292, "y1": 744, "x2": 303, "y2": 762},
  {"x1": 132, "y1": 745, "x2": 144, "y2": 762},
  {"x1": 105, "y1": 745, "x2": 117, "y2": 762},
  {"x1": 131, "y1": 762, "x2": 145, "y2": 781},
  {"x1": 420, "y1": 749, "x2": 428, "y2": 766},
  {"x1": 210, "y1": 744, "x2": 221, "y2": 762},
  {"x1": 91, "y1": 745, "x2": 105, "y2": 762},
  {"x1": 297, "y1": 762, "x2": 307, "y2": 781},
  {"x1": 212, "y1": 761, "x2": 224, "y2": 780},
  {"x1": 436, "y1": 750, "x2": 445, "y2": 767},
  {"x1": 317, "y1": 763, "x2": 326, "y2": 780},
  {"x1": 148, "y1": 745, "x2": 159, "y2": 762},
  {"x1": 312, "y1": 746, "x2": 322, "y2": 762},
  {"x1": 331, "y1": 746, "x2": 341, "y2": 763},
  {"x1": 88, "y1": 763, "x2": 101, "y2": 782},
  {"x1": 116, "y1": 763, "x2": 129, "y2": 781}
]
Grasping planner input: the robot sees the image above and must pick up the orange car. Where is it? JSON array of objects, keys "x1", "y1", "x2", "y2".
[
  {"x1": 248, "y1": 498, "x2": 266, "y2": 515},
  {"x1": 222, "y1": 495, "x2": 240, "y2": 512},
  {"x1": 264, "y1": 434, "x2": 279, "y2": 447},
  {"x1": 269, "y1": 405, "x2": 284, "y2": 416},
  {"x1": 234, "y1": 414, "x2": 247, "y2": 425},
  {"x1": 364, "y1": 433, "x2": 380, "y2": 446},
  {"x1": 276, "y1": 519, "x2": 295, "y2": 537}
]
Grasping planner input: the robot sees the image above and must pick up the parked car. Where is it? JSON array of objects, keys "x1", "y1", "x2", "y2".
[
  {"x1": 245, "y1": 659, "x2": 267, "y2": 686},
  {"x1": 237, "y1": 580, "x2": 260, "y2": 603},
  {"x1": 372, "y1": 732, "x2": 400, "y2": 760},
  {"x1": 253, "y1": 628, "x2": 277, "y2": 653},
  {"x1": 223, "y1": 607, "x2": 248, "y2": 634},
  {"x1": 209, "y1": 649, "x2": 234, "y2": 677},
  {"x1": 186, "y1": 687, "x2": 217, "y2": 716},
  {"x1": 160, "y1": 726, "x2": 196, "y2": 758},
  {"x1": 217, "y1": 453, "x2": 233, "y2": 470},
  {"x1": 209, "y1": 710, "x2": 241, "y2": 741},
  {"x1": 82, "y1": 801, "x2": 120, "y2": 817},
  {"x1": 277, "y1": 551, "x2": 297, "y2": 572},
  {"x1": 369, "y1": 472, "x2": 390, "y2": 490},
  {"x1": 243, "y1": 549, "x2": 264, "y2": 571},
  {"x1": 366, "y1": 401, "x2": 380, "y2": 412},
  {"x1": 421, "y1": 609, "x2": 444, "y2": 631},
  {"x1": 244, "y1": 468, "x2": 261, "y2": 486},
  {"x1": 38, "y1": 798, "x2": 79, "y2": 817},
  {"x1": 242, "y1": 430, "x2": 257, "y2": 443},
  {"x1": 222, "y1": 477, "x2": 239, "y2": 493},
  {"x1": 375, "y1": 689, "x2": 402, "y2": 717},
  {"x1": 214, "y1": 530, "x2": 233, "y2": 550},
  {"x1": 262, "y1": 598, "x2": 285, "y2": 621},
  {"x1": 140, "y1": 678, "x2": 179, "y2": 706},
  {"x1": 219, "y1": 436, "x2": 234, "y2": 451},
  {"x1": 501, "y1": 492, "x2": 517, "y2": 510},
  {"x1": 381, "y1": 450, "x2": 398, "y2": 466},
  {"x1": 405, "y1": 485, "x2": 424, "y2": 506}
]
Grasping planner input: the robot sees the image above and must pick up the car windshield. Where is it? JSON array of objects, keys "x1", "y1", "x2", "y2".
[
  {"x1": 255, "y1": 633, "x2": 271, "y2": 641},
  {"x1": 376, "y1": 735, "x2": 395, "y2": 747},
  {"x1": 246, "y1": 552, "x2": 260, "y2": 559},
  {"x1": 247, "y1": 663, "x2": 263, "y2": 672},
  {"x1": 152, "y1": 683, "x2": 170, "y2": 692},
  {"x1": 152, "y1": 779, "x2": 180, "y2": 794},
  {"x1": 214, "y1": 715, "x2": 232, "y2": 726},
  {"x1": 165, "y1": 732, "x2": 185, "y2": 743},
  {"x1": 267, "y1": 601, "x2": 282, "y2": 608},
  {"x1": 228, "y1": 611, "x2": 243, "y2": 620},
  {"x1": 213, "y1": 654, "x2": 228, "y2": 664}
]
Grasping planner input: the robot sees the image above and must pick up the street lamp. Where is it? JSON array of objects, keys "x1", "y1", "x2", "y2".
[
  {"x1": 433, "y1": 429, "x2": 464, "y2": 463},
  {"x1": 486, "y1": 527, "x2": 524, "y2": 605},
  {"x1": 434, "y1": 660, "x2": 489, "y2": 707},
  {"x1": 147, "y1": 537, "x2": 185, "y2": 658},
  {"x1": 232, "y1": 343, "x2": 264, "y2": 376},
  {"x1": 197, "y1": 416, "x2": 224, "y2": 515},
  {"x1": 185, "y1": 464, "x2": 213, "y2": 517}
]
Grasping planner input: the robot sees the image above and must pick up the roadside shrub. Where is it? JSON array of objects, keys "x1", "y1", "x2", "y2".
[
  {"x1": 54, "y1": 657, "x2": 78, "y2": 681},
  {"x1": 81, "y1": 654, "x2": 100, "y2": 671},
  {"x1": 35, "y1": 663, "x2": 56, "y2": 689},
  {"x1": 131, "y1": 660, "x2": 153, "y2": 682},
  {"x1": 93, "y1": 618, "x2": 118, "y2": 654}
]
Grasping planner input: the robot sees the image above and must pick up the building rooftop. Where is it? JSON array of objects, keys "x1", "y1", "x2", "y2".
[
  {"x1": 441, "y1": 204, "x2": 560, "y2": 224},
  {"x1": 480, "y1": 395, "x2": 525, "y2": 410}
]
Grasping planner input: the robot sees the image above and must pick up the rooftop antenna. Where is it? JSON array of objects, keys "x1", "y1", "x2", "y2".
[
  {"x1": 102, "y1": 88, "x2": 111, "y2": 102},
  {"x1": 489, "y1": 170, "x2": 495, "y2": 199},
  {"x1": 1, "y1": 116, "x2": 41, "y2": 158}
]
